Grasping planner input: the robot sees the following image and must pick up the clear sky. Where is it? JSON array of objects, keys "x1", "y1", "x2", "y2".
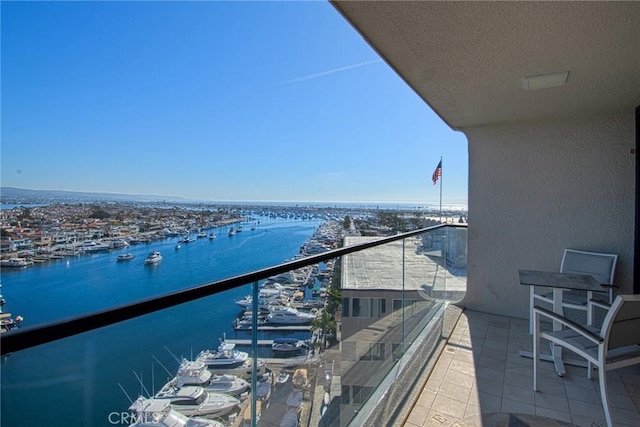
[{"x1": 1, "y1": 1, "x2": 468, "y2": 208}]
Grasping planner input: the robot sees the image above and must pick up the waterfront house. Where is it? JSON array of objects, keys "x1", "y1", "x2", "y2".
[{"x1": 0, "y1": 238, "x2": 16, "y2": 253}]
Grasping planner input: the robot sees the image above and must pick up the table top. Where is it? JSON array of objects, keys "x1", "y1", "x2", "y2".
[{"x1": 519, "y1": 269, "x2": 605, "y2": 291}]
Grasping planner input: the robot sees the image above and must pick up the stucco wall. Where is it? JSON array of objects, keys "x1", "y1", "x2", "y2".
[{"x1": 461, "y1": 110, "x2": 635, "y2": 318}]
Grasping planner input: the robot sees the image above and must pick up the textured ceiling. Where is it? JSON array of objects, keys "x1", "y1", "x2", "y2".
[{"x1": 332, "y1": 1, "x2": 640, "y2": 130}]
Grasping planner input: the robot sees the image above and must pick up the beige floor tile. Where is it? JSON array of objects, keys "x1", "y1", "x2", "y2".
[
  {"x1": 431, "y1": 394, "x2": 468, "y2": 419},
  {"x1": 424, "y1": 409, "x2": 460, "y2": 426},
  {"x1": 404, "y1": 309, "x2": 640, "y2": 427}
]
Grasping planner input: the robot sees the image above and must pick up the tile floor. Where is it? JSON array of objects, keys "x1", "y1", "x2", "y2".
[{"x1": 403, "y1": 309, "x2": 640, "y2": 427}]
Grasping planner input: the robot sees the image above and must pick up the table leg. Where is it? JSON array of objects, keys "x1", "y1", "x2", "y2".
[{"x1": 551, "y1": 287, "x2": 566, "y2": 376}]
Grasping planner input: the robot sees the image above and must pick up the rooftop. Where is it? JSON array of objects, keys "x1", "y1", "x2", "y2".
[{"x1": 342, "y1": 235, "x2": 465, "y2": 294}]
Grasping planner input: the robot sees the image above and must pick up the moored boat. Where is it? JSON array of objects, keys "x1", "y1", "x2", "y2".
[
  {"x1": 0, "y1": 258, "x2": 29, "y2": 268},
  {"x1": 169, "y1": 360, "x2": 212, "y2": 387},
  {"x1": 165, "y1": 360, "x2": 250, "y2": 396},
  {"x1": 266, "y1": 307, "x2": 317, "y2": 325},
  {"x1": 0, "y1": 313, "x2": 23, "y2": 333},
  {"x1": 272, "y1": 338, "x2": 306, "y2": 353},
  {"x1": 196, "y1": 336, "x2": 249, "y2": 369},
  {"x1": 81, "y1": 241, "x2": 111, "y2": 253},
  {"x1": 153, "y1": 386, "x2": 240, "y2": 418},
  {"x1": 233, "y1": 311, "x2": 267, "y2": 330},
  {"x1": 280, "y1": 411, "x2": 299, "y2": 427},
  {"x1": 128, "y1": 397, "x2": 223, "y2": 426},
  {"x1": 207, "y1": 373, "x2": 250, "y2": 396},
  {"x1": 256, "y1": 381, "x2": 271, "y2": 402},
  {"x1": 276, "y1": 371, "x2": 290, "y2": 385}
]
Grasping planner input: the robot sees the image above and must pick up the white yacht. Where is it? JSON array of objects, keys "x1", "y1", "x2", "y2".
[
  {"x1": 235, "y1": 288, "x2": 288, "y2": 310},
  {"x1": 144, "y1": 251, "x2": 162, "y2": 265},
  {"x1": 233, "y1": 311, "x2": 267, "y2": 330},
  {"x1": 0, "y1": 258, "x2": 29, "y2": 268},
  {"x1": 128, "y1": 397, "x2": 223, "y2": 427},
  {"x1": 266, "y1": 307, "x2": 317, "y2": 325},
  {"x1": 153, "y1": 386, "x2": 240, "y2": 418},
  {"x1": 166, "y1": 360, "x2": 250, "y2": 396},
  {"x1": 81, "y1": 241, "x2": 111, "y2": 253},
  {"x1": 276, "y1": 371, "x2": 290, "y2": 385},
  {"x1": 196, "y1": 337, "x2": 248, "y2": 368},
  {"x1": 207, "y1": 374, "x2": 250, "y2": 396},
  {"x1": 272, "y1": 338, "x2": 306, "y2": 353},
  {"x1": 208, "y1": 232, "x2": 217, "y2": 240},
  {"x1": 170, "y1": 360, "x2": 212, "y2": 387},
  {"x1": 117, "y1": 253, "x2": 135, "y2": 262}
]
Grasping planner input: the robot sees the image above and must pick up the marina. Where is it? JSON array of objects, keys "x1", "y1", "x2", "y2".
[{"x1": 0, "y1": 210, "x2": 341, "y2": 426}]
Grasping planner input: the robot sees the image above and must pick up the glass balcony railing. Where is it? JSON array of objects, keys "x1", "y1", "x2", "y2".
[{"x1": 1, "y1": 224, "x2": 467, "y2": 427}]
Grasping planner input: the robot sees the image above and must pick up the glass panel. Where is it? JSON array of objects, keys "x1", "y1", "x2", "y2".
[
  {"x1": 336, "y1": 226, "x2": 467, "y2": 426},
  {"x1": 1, "y1": 287, "x2": 259, "y2": 426},
  {"x1": 1, "y1": 224, "x2": 467, "y2": 427}
]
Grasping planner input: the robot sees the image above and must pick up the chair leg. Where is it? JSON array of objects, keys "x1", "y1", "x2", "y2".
[
  {"x1": 587, "y1": 361, "x2": 592, "y2": 380},
  {"x1": 598, "y1": 366, "x2": 612, "y2": 427},
  {"x1": 533, "y1": 311, "x2": 539, "y2": 391}
]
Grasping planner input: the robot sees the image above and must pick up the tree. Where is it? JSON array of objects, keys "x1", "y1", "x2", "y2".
[
  {"x1": 312, "y1": 309, "x2": 337, "y2": 349},
  {"x1": 89, "y1": 209, "x2": 110, "y2": 220},
  {"x1": 377, "y1": 211, "x2": 407, "y2": 233},
  {"x1": 330, "y1": 260, "x2": 342, "y2": 289},
  {"x1": 343, "y1": 215, "x2": 351, "y2": 230},
  {"x1": 325, "y1": 287, "x2": 342, "y2": 315}
]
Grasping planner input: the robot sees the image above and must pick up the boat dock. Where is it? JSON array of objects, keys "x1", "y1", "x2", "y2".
[
  {"x1": 226, "y1": 339, "x2": 276, "y2": 346},
  {"x1": 233, "y1": 324, "x2": 312, "y2": 331},
  {"x1": 226, "y1": 338, "x2": 309, "y2": 346}
]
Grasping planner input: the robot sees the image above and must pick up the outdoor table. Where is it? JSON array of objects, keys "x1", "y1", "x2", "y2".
[{"x1": 518, "y1": 269, "x2": 605, "y2": 376}]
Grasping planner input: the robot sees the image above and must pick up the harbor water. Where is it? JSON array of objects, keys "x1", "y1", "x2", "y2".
[{"x1": 0, "y1": 216, "x2": 323, "y2": 426}]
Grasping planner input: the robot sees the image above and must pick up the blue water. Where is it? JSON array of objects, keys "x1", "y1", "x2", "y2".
[{"x1": 0, "y1": 216, "x2": 322, "y2": 427}]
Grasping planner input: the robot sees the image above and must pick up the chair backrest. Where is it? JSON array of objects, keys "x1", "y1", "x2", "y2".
[
  {"x1": 601, "y1": 295, "x2": 640, "y2": 350},
  {"x1": 560, "y1": 249, "x2": 617, "y2": 285}
]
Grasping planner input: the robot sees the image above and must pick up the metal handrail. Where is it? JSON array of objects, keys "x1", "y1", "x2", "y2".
[{"x1": 0, "y1": 223, "x2": 466, "y2": 355}]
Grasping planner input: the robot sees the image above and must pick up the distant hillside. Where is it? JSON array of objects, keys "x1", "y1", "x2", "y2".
[{"x1": 0, "y1": 187, "x2": 190, "y2": 204}]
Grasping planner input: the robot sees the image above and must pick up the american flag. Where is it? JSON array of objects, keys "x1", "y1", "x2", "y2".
[{"x1": 432, "y1": 160, "x2": 442, "y2": 185}]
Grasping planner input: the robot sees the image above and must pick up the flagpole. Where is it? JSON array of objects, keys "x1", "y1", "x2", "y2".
[{"x1": 439, "y1": 156, "x2": 443, "y2": 223}]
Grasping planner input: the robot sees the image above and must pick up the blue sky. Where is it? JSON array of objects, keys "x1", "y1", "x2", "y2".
[{"x1": 1, "y1": 1, "x2": 468, "y2": 208}]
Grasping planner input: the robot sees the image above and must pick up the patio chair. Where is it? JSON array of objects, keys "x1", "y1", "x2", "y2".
[
  {"x1": 529, "y1": 249, "x2": 617, "y2": 333},
  {"x1": 533, "y1": 295, "x2": 640, "y2": 427}
]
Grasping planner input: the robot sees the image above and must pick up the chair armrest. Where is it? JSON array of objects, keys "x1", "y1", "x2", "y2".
[
  {"x1": 588, "y1": 299, "x2": 611, "y2": 311},
  {"x1": 533, "y1": 305, "x2": 603, "y2": 344}
]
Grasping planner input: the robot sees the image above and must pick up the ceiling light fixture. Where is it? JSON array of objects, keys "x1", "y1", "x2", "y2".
[{"x1": 522, "y1": 71, "x2": 569, "y2": 91}]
